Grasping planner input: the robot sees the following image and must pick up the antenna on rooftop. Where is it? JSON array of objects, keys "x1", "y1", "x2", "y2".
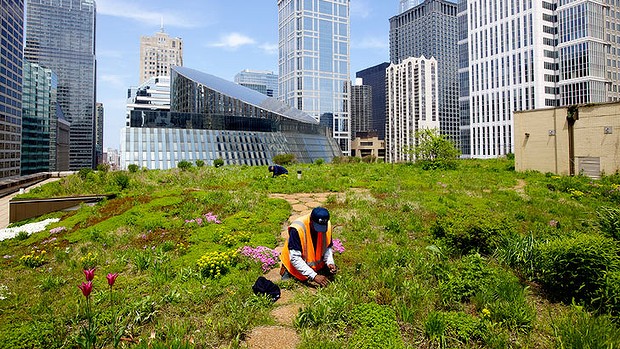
[{"x1": 160, "y1": 17, "x2": 164, "y2": 32}]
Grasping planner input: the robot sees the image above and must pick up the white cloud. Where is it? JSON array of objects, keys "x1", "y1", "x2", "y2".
[
  {"x1": 210, "y1": 33, "x2": 256, "y2": 50},
  {"x1": 259, "y1": 42, "x2": 278, "y2": 55},
  {"x1": 97, "y1": 0, "x2": 203, "y2": 28},
  {"x1": 350, "y1": 0, "x2": 371, "y2": 19},
  {"x1": 354, "y1": 36, "x2": 388, "y2": 50},
  {"x1": 99, "y1": 74, "x2": 130, "y2": 88}
]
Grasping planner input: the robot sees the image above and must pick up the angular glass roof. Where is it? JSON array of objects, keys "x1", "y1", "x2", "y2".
[{"x1": 172, "y1": 66, "x2": 318, "y2": 124}]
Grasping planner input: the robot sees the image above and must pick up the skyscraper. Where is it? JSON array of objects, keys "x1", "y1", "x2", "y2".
[
  {"x1": 234, "y1": 69, "x2": 279, "y2": 97},
  {"x1": 386, "y1": 57, "x2": 440, "y2": 163},
  {"x1": 0, "y1": 0, "x2": 24, "y2": 179},
  {"x1": 399, "y1": 0, "x2": 424, "y2": 13},
  {"x1": 277, "y1": 0, "x2": 351, "y2": 155},
  {"x1": 21, "y1": 61, "x2": 57, "y2": 175},
  {"x1": 390, "y1": 0, "x2": 460, "y2": 152},
  {"x1": 95, "y1": 103, "x2": 104, "y2": 166},
  {"x1": 350, "y1": 79, "x2": 372, "y2": 139},
  {"x1": 139, "y1": 29, "x2": 183, "y2": 84},
  {"x1": 356, "y1": 62, "x2": 390, "y2": 140},
  {"x1": 460, "y1": 0, "x2": 620, "y2": 159},
  {"x1": 25, "y1": 0, "x2": 96, "y2": 170}
]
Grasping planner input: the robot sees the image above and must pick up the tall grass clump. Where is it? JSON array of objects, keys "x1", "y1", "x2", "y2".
[
  {"x1": 552, "y1": 306, "x2": 620, "y2": 348},
  {"x1": 597, "y1": 206, "x2": 620, "y2": 240}
]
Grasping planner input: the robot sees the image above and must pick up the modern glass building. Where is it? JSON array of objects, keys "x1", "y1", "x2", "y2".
[
  {"x1": 234, "y1": 69, "x2": 278, "y2": 98},
  {"x1": 25, "y1": 0, "x2": 96, "y2": 170},
  {"x1": 390, "y1": 0, "x2": 460, "y2": 152},
  {"x1": 21, "y1": 61, "x2": 56, "y2": 175},
  {"x1": 386, "y1": 57, "x2": 440, "y2": 163},
  {"x1": 120, "y1": 66, "x2": 341, "y2": 170},
  {"x1": 0, "y1": 0, "x2": 23, "y2": 179},
  {"x1": 356, "y1": 62, "x2": 390, "y2": 140},
  {"x1": 95, "y1": 103, "x2": 103, "y2": 166},
  {"x1": 277, "y1": 0, "x2": 351, "y2": 155}
]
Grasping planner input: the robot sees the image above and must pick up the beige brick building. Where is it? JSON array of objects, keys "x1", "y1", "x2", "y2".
[
  {"x1": 139, "y1": 30, "x2": 183, "y2": 83},
  {"x1": 515, "y1": 102, "x2": 620, "y2": 178}
]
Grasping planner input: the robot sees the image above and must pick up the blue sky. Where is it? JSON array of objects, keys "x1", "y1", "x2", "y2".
[{"x1": 97, "y1": 0, "x2": 398, "y2": 150}]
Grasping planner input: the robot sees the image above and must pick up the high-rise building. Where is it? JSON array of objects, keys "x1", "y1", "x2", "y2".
[
  {"x1": 456, "y1": 0, "x2": 470, "y2": 157},
  {"x1": 234, "y1": 69, "x2": 278, "y2": 97},
  {"x1": 399, "y1": 0, "x2": 424, "y2": 13},
  {"x1": 25, "y1": 0, "x2": 96, "y2": 170},
  {"x1": 350, "y1": 79, "x2": 372, "y2": 139},
  {"x1": 356, "y1": 62, "x2": 390, "y2": 140},
  {"x1": 21, "y1": 61, "x2": 57, "y2": 175},
  {"x1": 139, "y1": 29, "x2": 183, "y2": 83},
  {"x1": 390, "y1": 0, "x2": 460, "y2": 152},
  {"x1": 459, "y1": 0, "x2": 620, "y2": 159},
  {"x1": 277, "y1": 0, "x2": 351, "y2": 155},
  {"x1": 1, "y1": 0, "x2": 24, "y2": 179},
  {"x1": 386, "y1": 56, "x2": 440, "y2": 163},
  {"x1": 95, "y1": 103, "x2": 104, "y2": 166}
]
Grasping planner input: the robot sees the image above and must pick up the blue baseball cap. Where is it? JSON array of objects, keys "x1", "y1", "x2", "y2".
[{"x1": 310, "y1": 207, "x2": 330, "y2": 233}]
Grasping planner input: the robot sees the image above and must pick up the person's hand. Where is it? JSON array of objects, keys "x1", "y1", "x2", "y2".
[
  {"x1": 328, "y1": 264, "x2": 338, "y2": 274},
  {"x1": 313, "y1": 274, "x2": 329, "y2": 287}
]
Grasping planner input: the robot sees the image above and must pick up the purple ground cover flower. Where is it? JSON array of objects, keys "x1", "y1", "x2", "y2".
[
  {"x1": 49, "y1": 226, "x2": 66, "y2": 234},
  {"x1": 239, "y1": 246, "x2": 280, "y2": 272},
  {"x1": 332, "y1": 238, "x2": 345, "y2": 254}
]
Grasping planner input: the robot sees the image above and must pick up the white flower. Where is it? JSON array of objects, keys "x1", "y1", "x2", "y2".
[{"x1": 0, "y1": 285, "x2": 9, "y2": 300}]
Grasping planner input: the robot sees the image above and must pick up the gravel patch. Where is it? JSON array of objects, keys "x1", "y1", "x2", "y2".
[{"x1": 0, "y1": 218, "x2": 60, "y2": 241}]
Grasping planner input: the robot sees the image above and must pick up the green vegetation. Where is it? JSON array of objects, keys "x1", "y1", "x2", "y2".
[
  {"x1": 272, "y1": 153, "x2": 296, "y2": 165},
  {"x1": 1, "y1": 159, "x2": 620, "y2": 348}
]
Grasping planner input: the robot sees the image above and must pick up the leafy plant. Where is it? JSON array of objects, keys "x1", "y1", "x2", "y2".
[
  {"x1": 552, "y1": 306, "x2": 620, "y2": 348},
  {"x1": 597, "y1": 206, "x2": 620, "y2": 240},
  {"x1": 272, "y1": 153, "x2": 296, "y2": 165},
  {"x1": 196, "y1": 250, "x2": 238, "y2": 278},
  {"x1": 127, "y1": 164, "x2": 139, "y2": 173},
  {"x1": 177, "y1": 160, "x2": 193, "y2": 171},
  {"x1": 412, "y1": 128, "x2": 460, "y2": 170},
  {"x1": 213, "y1": 158, "x2": 224, "y2": 167},
  {"x1": 195, "y1": 159, "x2": 205, "y2": 167},
  {"x1": 347, "y1": 303, "x2": 404, "y2": 349}
]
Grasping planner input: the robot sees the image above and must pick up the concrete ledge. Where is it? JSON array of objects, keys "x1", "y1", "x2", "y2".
[{"x1": 9, "y1": 194, "x2": 116, "y2": 223}]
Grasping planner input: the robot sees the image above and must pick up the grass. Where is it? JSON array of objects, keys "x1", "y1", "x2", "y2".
[{"x1": 0, "y1": 159, "x2": 619, "y2": 348}]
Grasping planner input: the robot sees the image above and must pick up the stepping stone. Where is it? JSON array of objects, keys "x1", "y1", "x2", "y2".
[
  {"x1": 272, "y1": 303, "x2": 302, "y2": 326},
  {"x1": 245, "y1": 326, "x2": 299, "y2": 349}
]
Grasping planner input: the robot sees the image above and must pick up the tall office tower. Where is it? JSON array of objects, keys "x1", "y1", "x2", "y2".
[
  {"x1": 390, "y1": 0, "x2": 461, "y2": 153},
  {"x1": 25, "y1": 0, "x2": 96, "y2": 170},
  {"x1": 1, "y1": 0, "x2": 23, "y2": 179},
  {"x1": 386, "y1": 57, "x2": 440, "y2": 163},
  {"x1": 95, "y1": 103, "x2": 104, "y2": 166},
  {"x1": 277, "y1": 0, "x2": 351, "y2": 155},
  {"x1": 234, "y1": 69, "x2": 279, "y2": 97},
  {"x1": 356, "y1": 62, "x2": 390, "y2": 140},
  {"x1": 350, "y1": 79, "x2": 372, "y2": 139},
  {"x1": 456, "y1": 0, "x2": 470, "y2": 157},
  {"x1": 21, "y1": 61, "x2": 57, "y2": 175},
  {"x1": 460, "y1": 0, "x2": 620, "y2": 159},
  {"x1": 139, "y1": 29, "x2": 183, "y2": 83}
]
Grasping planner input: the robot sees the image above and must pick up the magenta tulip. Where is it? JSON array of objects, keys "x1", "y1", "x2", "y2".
[
  {"x1": 78, "y1": 281, "x2": 93, "y2": 298},
  {"x1": 83, "y1": 268, "x2": 96, "y2": 281},
  {"x1": 106, "y1": 273, "x2": 118, "y2": 287}
]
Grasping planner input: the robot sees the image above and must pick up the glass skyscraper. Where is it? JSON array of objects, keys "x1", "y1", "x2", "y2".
[
  {"x1": 234, "y1": 69, "x2": 279, "y2": 98},
  {"x1": 356, "y1": 62, "x2": 390, "y2": 140},
  {"x1": 350, "y1": 80, "x2": 372, "y2": 139},
  {"x1": 21, "y1": 61, "x2": 57, "y2": 175},
  {"x1": 0, "y1": 0, "x2": 23, "y2": 179},
  {"x1": 277, "y1": 0, "x2": 351, "y2": 155},
  {"x1": 25, "y1": 0, "x2": 96, "y2": 170},
  {"x1": 390, "y1": 0, "x2": 461, "y2": 152}
]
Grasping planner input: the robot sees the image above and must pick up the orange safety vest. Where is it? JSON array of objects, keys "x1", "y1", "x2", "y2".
[{"x1": 280, "y1": 213, "x2": 332, "y2": 281}]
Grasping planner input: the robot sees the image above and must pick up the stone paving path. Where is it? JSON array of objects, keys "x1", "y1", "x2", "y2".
[{"x1": 243, "y1": 192, "x2": 339, "y2": 349}]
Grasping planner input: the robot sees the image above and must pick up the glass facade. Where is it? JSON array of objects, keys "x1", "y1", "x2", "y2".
[
  {"x1": 390, "y1": 0, "x2": 461, "y2": 152},
  {"x1": 277, "y1": 0, "x2": 351, "y2": 155},
  {"x1": 234, "y1": 69, "x2": 279, "y2": 98},
  {"x1": 121, "y1": 66, "x2": 341, "y2": 170},
  {"x1": 21, "y1": 61, "x2": 57, "y2": 175},
  {"x1": 25, "y1": 0, "x2": 96, "y2": 170},
  {"x1": 350, "y1": 83, "x2": 372, "y2": 139},
  {"x1": 356, "y1": 62, "x2": 390, "y2": 140},
  {"x1": 0, "y1": 0, "x2": 23, "y2": 179}
]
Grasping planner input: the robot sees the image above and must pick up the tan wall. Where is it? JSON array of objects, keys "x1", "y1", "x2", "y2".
[{"x1": 515, "y1": 102, "x2": 620, "y2": 177}]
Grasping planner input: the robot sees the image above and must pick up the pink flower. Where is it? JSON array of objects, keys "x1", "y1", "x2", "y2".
[
  {"x1": 83, "y1": 268, "x2": 96, "y2": 282},
  {"x1": 332, "y1": 239, "x2": 345, "y2": 254},
  {"x1": 78, "y1": 281, "x2": 93, "y2": 298},
  {"x1": 106, "y1": 273, "x2": 118, "y2": 287}
]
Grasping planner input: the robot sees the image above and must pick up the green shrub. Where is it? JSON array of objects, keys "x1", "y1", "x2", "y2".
[
  {"x1": 532, "y1": 233, "x2": 620, "y2": 305},
  {"x1": 78, "y1": 167, "x2": 94, "y2": 180},
  {"x1": 96, "y1": 163, "x2": 110, "y2": 172},
  {"x1": 494, "y1": 233, "x2": 536, "y2": 277},
  {"x1": 431, "y1": 210, "x2": 512, "y2": 255},
  {"x1": 272, "y1": 153, "x2": 296, "y2": 165},
  {"x1": 195, "y1": 159, "x2": 205, "y2": 167},
  {"x1": 436, "y1": 253, "x2": 497, "y2": 305},
  {"x1": 314, "y1": 158, "x2": 325, "y2": 165},
  {"x1": 601, "y1": 270, "x2": 620, "y2": 317},
  {"x1": 425, "y1": 311, "x2": 484, "y2": 345},
  {"x1": 128, "y1": 164, "x2": 139, "y2": 173},
  {"x1": 597, "y1": 206, "x2": 620, "y2": 240},
  {"x1": 113, "y1": 172, "x2": 130, "y2": 190},
  {"x1": 177, "y1": 160, "x2": 193, "y2": 171},
  {"x1": 213, "y1": 158, "x2": 224, "y2": 168}
]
